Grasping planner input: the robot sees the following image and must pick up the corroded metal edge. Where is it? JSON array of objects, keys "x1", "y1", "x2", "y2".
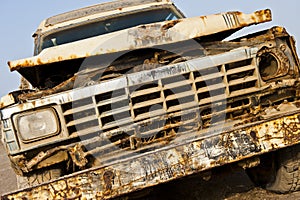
[{"x1": 2, "y1": 112, "x2": 299, "y2": 200}]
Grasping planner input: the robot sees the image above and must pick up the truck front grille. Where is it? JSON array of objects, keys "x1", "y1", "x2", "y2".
[{"x1": 61, "y1": 47, "x2": 260, "y2": 163}]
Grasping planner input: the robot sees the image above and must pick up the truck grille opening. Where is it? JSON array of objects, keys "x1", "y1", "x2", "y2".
[
  {"x1": 61, "y1": 55, "x2": 261, "y2": 165},
  {"x1": 259, "y1": 53, "x2": 279, "y2": 80}
]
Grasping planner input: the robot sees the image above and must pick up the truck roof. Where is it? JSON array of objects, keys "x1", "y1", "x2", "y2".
[
  {"x1": 35, "y1": 0, "x2": 182, "y2": 36},
  {"x1": 45, "y1": 0, "x2": 174, "y2": 27}
]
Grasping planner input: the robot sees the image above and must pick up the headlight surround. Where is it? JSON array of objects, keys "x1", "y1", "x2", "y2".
[
  {"x1": 257, "y1": 47, "x2": 290, "y2": 81},
  {"x1": 14, "y1": 108, "x2": 60, "y2": 142}
]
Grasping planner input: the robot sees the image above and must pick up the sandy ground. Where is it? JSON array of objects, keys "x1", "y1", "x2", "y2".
[
  {"x1": 0, "y1": 142, "x2": 299, "y2": 199},
  {"x1": 140, "y1": 166, "x2": 300, "y2": 200},
  {"x1": 0, "y1": 143, "x2": 17, "y2": 196}
]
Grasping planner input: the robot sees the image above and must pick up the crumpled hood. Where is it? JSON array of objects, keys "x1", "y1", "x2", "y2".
[{"x1": 8, "y1": 9, "x2": 271, "y2": 88}]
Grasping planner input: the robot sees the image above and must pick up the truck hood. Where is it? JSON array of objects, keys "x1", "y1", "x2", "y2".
[{"x1": 8, "y1": 9, "x2": 271, "y2": 87}]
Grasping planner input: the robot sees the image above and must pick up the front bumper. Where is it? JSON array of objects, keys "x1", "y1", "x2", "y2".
[{"x1": 2, "y1": 110, "x2": 300, "y2": 200}]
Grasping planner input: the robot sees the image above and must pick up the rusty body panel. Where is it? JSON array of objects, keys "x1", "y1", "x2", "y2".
[
  {"x1": 8, "y1": 9, "x2": 271, "y2": 71},
  {"x1": 2, "y1": 112, "x2": 300, "y2": 200}
]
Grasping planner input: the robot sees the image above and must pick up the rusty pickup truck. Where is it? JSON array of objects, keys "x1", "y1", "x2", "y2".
[{"x1": 1, "y1": 0, "x2": 300, "y2": 199}]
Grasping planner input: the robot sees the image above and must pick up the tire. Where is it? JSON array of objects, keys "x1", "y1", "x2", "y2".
[
  {"x1": 247, "y1": 144, "x2": 300, "y2": 193},
  {"x1": 16, "y1": 168, "x2": 62, "y2": 189}
]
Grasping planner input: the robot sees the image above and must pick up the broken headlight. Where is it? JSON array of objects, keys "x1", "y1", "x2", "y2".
[
  {"x1": 14, "y1": 108, "x2": 60, "y2": 142},
  {"x1": 258, "y1": 47, "x2": 290, "y2": 81}
]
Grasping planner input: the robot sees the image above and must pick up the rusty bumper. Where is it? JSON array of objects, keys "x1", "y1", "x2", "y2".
[{"x1": 2, "y1": 111, "x2": 300, "y2": 200}]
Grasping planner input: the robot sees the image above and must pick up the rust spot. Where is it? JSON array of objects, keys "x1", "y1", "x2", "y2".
[
  {"x1": 161, "y1": 20, "x2": 181, "y2": 31},
  {"x1": 106, "y1": 48, "x2": 118, "y2": 53},
  {"x1": 250, "y1": 131, "x2": 257, "y2": 141},
  {"x1": 271, "y1": 143, "x2": 275, "y2": 149},
  {"x1": 103, "y1": 170, "x2": 115, "y2": 195},
  {"x1": 255, "y1": 9, "x2": 272, "y2": 21},
  {"x1": 265, "y1": 134, "x2": 272, "y2": 140},
  {"x1": 13, "y1": 59, "x2": 33, "y2": 68},
  {"x1": 70, "y1": 54, "x2": 77, "y2": 59},
  {"x1": 199, "y1": 16, "x2": 208, "y2": 25},
  {"x1": 118, "y1": 7, "x2": 123, "y2": 11},
  {"x1": 247, "y1": 9, "x2": 272, "y2": 23},
  {"x1": 37, "y1": 58, "x2": 43, "y2": 65},
  {"x1": 273, "y1": 26, "x2": 285, "y2": 34}
]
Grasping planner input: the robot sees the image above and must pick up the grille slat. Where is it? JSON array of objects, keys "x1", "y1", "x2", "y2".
[
  {"x1": 63, "y1": 104, "x2": 95, "y2": 116},
  {"x1": 194, "y1": 72, "x2": 224, "y2": 83},
  {"x1": 167, "y1": 102, "x2": 198, "y2": 113},
  {"x1": 226, "y1": 64, "x2": 255, "y2": 75},
  {"x1": 229, "y1": 76, "x2": 257, "y2": 86},
  {"x1": 97, "y1": 94, "x2": 128, "y2": 107},
  {"x1": 163, "y1": 79, "x2": 193, "y2": 89},
  {"x1": 99, "y1": 106, "x2": 130, "y2": 118},
  {"x1": 199, "y1": 94, "x2": 227, "y2": 105},
  {"x1": 165, "y1": 90, "x2": 195, "y2": 101},
  {"x1": 66, "y1": 115, "x2": 97, "y2": 127},
  {"x1": 132, "y1": 98, "x2": 164, "y2": 110},
  {"x1": 230, "y1": 87, "x2": 259, "y2": 97},
  {"x1": 197, "y1": 83, "x2": 226, "y2": 93},
  {"x1": 130, "y1": 87, "x2": 161, "y2": 98},
  {"x1": 134, "y1": 109, "x2": 166, "y2": 121},
  {"x1": 101, "y1": 118, "x2": 132, "y2": 130},
  {"x1": 71, "y1": 126, "x2": 101, "y2": 137}
]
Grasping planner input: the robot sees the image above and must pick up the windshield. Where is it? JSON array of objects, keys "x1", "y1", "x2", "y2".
[{"x1": 38, "y1": 8, "x2": 180, "y2": 53}]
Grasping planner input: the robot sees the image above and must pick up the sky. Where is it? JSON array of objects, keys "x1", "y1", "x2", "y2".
[{"x1": 0, "y1": 0, "x2": 298, "y2": 98}]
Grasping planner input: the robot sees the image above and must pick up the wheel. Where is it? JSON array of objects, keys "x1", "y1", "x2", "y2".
[
  {"x1": 16, "y1": 168, "x2": 62, "y2": 189},
  {"x1": 247, "y1": 144, "x2": 300, "y2": 193}
]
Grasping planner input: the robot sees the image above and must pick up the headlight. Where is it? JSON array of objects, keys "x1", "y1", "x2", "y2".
[
  {"x1": 258, "y1": 47, "x2": 290, "y2": 81},
  {"x1": 14, "y1": 108, "x2": 59, "y2": 142}
]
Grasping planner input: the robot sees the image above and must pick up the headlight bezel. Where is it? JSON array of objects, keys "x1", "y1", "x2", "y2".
[
  {"x1": 257, "y1": 47, "x2": 290, "y2": 81},
  {"x1": 13, "y1": 107, "x2": 60, "y2": 143}
]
